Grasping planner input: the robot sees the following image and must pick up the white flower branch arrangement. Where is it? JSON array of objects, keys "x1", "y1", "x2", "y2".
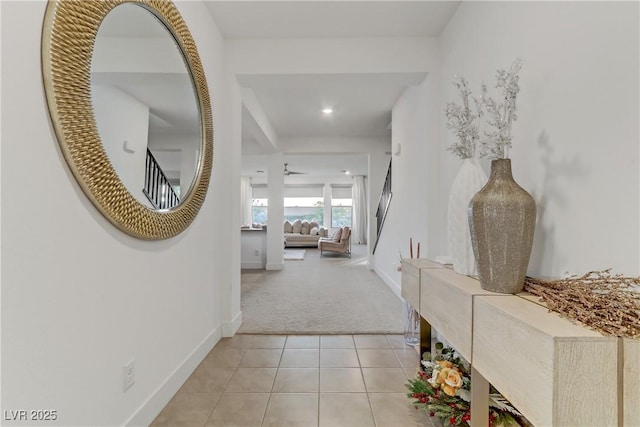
[
  {"x1": 445, "y1": 76, "x2": 483, "y2": 159},
  {"x1": 445, "y1": 58, "x2": 524, "y2": 160},
  {"x1": 480, "y1": 58, "x2": 523, "y2": 159}
]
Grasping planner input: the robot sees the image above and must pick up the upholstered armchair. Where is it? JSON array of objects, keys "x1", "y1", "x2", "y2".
[{"x1": 318, "y1": 226, "x2": 351, "y2": 257}]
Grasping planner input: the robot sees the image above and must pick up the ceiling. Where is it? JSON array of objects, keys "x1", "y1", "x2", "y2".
[
  {"x1": 242, "y1": 154, "x2": 369, "y2": 179},
  {"x1": 204, "y1": 1, "x2": 460, "y2": 178},
  {"x1": 205, "y1": 1, "x2": 460, "y2": 39},
  {"x1": 237, "y1": 72, "x2": 428, "y2": 139},
  {"x1": 97, "y1": 3, "x2": 169, "y2": 37},
  {"x1": 93, "y1": 2, "x2": 460, "y2": 180}
]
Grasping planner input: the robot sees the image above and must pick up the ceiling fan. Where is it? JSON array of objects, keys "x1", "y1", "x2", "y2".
[{"x1": 284, "y1": 163, "x2": 306, "y2": 176}]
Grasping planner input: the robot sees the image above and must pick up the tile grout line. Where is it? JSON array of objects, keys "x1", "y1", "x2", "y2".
[
  {"x1": 354, "y1": 335, "x2": 379, "y2": 426},
  {"x1": 214, "y1": 350, "x2": 246, "y2": 426},
  {"x1": 157, "y1": 334, "x2": 409, "y2": 427},
  {"x1": 317, "y1": 353, "x2": 321, "y2": 427},
  {"x1": 202, "y1": 347, "x2": 245, "y2": 427},
  {"x1": 391, "y1": 340, "x2": 414, "y2": 379},
  {"x1": 317, "y1": 338, "x2": 322, "y2": 427},
  {"x1": 260, "y1": 336, "x2": 288, "y2": 426}
]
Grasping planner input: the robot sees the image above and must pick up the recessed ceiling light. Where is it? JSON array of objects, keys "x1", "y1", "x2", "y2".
[
  {"x1": 344, "y1": 170, "x2": 351, "y2": 175},
  {"x1": 322, "y1": 108, "x2": 333, "y2": 114}
]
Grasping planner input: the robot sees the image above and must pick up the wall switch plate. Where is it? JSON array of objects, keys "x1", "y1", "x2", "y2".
[{"x1": 123, "y1": 360, "x2": 135, "y2": 392}]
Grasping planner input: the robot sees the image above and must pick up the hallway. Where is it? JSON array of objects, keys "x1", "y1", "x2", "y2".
[
  {"x1": 239, "y1": 244, "x2": 404, "y2": 334},
  {"x1": 150, "y1": 334, "x2": 436, "y2": 427}
]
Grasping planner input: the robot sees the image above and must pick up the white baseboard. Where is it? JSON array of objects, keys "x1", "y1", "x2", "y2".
[
  {"x1": 241, "y1": 261, "x2": 265, "y2": 269},
  {"x1": 374, "y1": 266, "x2": 402, "y2": 299},
  {"x1": 124, "y1": 326, "x2": 222, "y2": 427},
  {"x1": 266, "y1": 262, "x2": 283, "y2": 270},
  {"x1": 223, "y1": 311, "x2": 242, "y2": 337}
]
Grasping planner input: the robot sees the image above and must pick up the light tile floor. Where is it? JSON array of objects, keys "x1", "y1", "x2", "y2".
[{"x1": 150, "y1": 334, "x2": 439, "y2": 427}]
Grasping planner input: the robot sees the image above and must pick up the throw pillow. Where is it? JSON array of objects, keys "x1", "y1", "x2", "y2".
[
  {"x1": 309, "y1": 221, "x2": 319, "y2": 230},
  {"x1": 301, "y1": 221, "x2": 310, "y2": 235},
  {"x1": 332, "y1": 228, "x2": 342, "y2": 242},
  {"x1": 310, "y1": 227, "x2": 319, "y2": 235},
  {"x1": 292, "y1": 219, "x2": 302, "y2": 234},
  {"x1": 284, "y1": 220, "x2": 293, "y2": 233}
]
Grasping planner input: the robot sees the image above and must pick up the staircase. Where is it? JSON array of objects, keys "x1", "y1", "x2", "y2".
[
  {"x1": 372, "y1": 160, "x2": 392, "y2": 254},
  {"x1": 143, "y1": 148, "x2": 180, "y2": 210}
]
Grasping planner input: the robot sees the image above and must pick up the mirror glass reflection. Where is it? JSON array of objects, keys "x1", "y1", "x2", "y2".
[{"x1": 91, "y1": 3, "x2": 201, "y2": 210}]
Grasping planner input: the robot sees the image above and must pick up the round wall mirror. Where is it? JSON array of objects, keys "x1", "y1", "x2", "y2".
[
  {"x1": 91, "y1": 3, "x2": 201, "y2": 209},
  {"x1": 42, "y1": 0, "x2": 213, "y2": 239}
]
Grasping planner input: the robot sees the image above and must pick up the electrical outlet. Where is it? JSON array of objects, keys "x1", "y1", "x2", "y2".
[
  {"x1": 123, "y1": 360, "x2": 135, "y2": 392},
  {"x1": 254, "y1": 250, "x2": 259, "y2": 256}
]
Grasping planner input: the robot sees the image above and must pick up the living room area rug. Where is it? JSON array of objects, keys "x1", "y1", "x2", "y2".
[
  {"x1": 239, "y1": 244, "x2": 404, "y2": 334},
  {"x1": 283, "y1": 249, "x2": 305, "y2": 260}
]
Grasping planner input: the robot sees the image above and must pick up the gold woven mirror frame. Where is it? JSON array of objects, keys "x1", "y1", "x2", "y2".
[{"x1": 42, "y1": 0, "x2": 213, "y2": 240}]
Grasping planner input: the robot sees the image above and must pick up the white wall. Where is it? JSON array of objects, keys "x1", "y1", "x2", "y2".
[
  {"x1": 180, "y1": 145, "x2": 199, "y2": 194},
  {"x1": 92, "y1": 84, "x2": 150, "y2": 204},
  {"x1": 374, "y1": 75, "x2": 440, "y2": 295},
  {"x1": 266, "y1": 152, "x2": 285, "y2": 270},
  {"x1": 218, "y1": 73, "x2": 243, "y2": 335},
  {"x1": 376, "y1": 1, "x2": 639, "y2": 295},
  {"x1": 279, "y1": 136, "x2": 389, "y2": 156},
  {"x1": 91, "y1": 37, "x2": 186, "y2": 74},
  {"x1": 243, "y1": 88, "x2": 280, "y2": 151},
  {"x1": 147, "y1": 133, "x2": 200, "y2": 187},
  {"x1": 1, "y1": 1, "x2": 230, "y2": 426},
  {"x1": 438, "y1": 1, "x2": 639, "y2": 277},
  {"x1": 240, "y1": 230, "x2": 267, "y2": 269}
]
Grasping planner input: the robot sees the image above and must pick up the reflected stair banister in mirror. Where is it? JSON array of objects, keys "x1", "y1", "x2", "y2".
[
  {"x1": 372, "y1": 160, "x2": 392, "y2": 254},
  {"x1": 143, "y1": 148, "x2": 180, "y2": 210}
]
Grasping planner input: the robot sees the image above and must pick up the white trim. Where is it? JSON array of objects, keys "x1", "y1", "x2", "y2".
[
  {"x1": 223, "y1": 311, "x2": 243, "y2": 337},
  {"x1": 124, "y1": 326, "x2": 221, "y2": 427},
  {"x1": 374, "y1": 266, "x2": 402, "y2": 299},
  {"x1": 266, "y1": 262, "x2": 284, "y2": 271},
  {"x1": 241, "y1": 262, "x2": 265, "y2": 269}
]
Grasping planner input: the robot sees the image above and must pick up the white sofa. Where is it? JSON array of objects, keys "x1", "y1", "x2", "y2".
[{"x1": 284, "y1": 220, "x2": 328, "y2": 247}]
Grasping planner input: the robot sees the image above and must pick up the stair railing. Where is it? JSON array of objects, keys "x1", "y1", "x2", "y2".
[
  {"x1": 143, "y1": 148, "x2": 180, "y2": 210},
  {"x1": 372, "y1": 160, "x2": 392, "y2": 254}
]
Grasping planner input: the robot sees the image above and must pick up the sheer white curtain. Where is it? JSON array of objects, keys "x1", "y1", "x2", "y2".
[
  {"x1": 351, "y1": 175, "x2": 367, "y2": 244},
  {"x1": 240, "y1": 176, "x2": 252, "y2": 226}
]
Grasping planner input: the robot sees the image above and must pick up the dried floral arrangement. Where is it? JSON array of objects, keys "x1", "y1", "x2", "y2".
[
  {"x1": 407, "y1": 343, "x2": 523, "y2": 426},
  {"x1": 445, "y1": 76, "x2": 483, "y2": 159},
  {"x1": 445, "y1": 58, "x2": 524, "y2": 160},
  {"x1": 524, "y1": 270, "x2": 640, "y2": 339},
  {"x1": 480, "y1": 58, "x2": 523, "y2": 159}
]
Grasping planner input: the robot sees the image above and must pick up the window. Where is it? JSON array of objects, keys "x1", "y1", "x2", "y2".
[
  {"x1": 331, "y1": 185, "x2": 352, "y2": 227},
  {"x1": 331, "y1": 198, "x2": 352, "y2": 227},
  {"x1": 251, "y1": 198, "x2": 268, "y2": 224},
  {"x1": 284, "y1": 197, "x2": 324, "y2": 224}
]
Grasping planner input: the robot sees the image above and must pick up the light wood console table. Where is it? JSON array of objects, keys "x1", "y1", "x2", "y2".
[{"x1": 401, "y1": 258, "x2": 639, "y2": 427}]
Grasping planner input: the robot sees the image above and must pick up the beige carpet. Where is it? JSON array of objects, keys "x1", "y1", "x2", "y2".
[
  {"x1": 283, "y1": 249, "x2": 305, "y2": 260},
  {"x1": 239, "y1": 244, "x2": 404, "y2": 334}
]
